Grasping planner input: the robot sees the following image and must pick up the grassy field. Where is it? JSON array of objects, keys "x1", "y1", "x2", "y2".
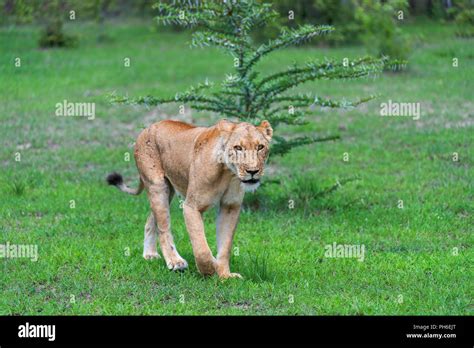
[{"x1": 0, "y1": 19, "x2": 472, "y2": 315}]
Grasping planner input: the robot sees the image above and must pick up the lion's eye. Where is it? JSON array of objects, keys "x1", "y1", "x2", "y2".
[
  {"x1": 257, "y1": 144, "x2": 264, "y2": 151},
  {"x1": 234, "y1": 145, "x2": 243, "y2": 151}
]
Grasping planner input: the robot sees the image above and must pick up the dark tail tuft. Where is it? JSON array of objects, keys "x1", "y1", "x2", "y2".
[{"x1": 106, "y1": 172, "x2": 123, "y2": 186}]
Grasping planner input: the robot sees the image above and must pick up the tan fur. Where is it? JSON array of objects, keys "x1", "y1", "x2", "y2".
[{"x1": 111, "y1": 119, "x2": 272, "y2": 279}]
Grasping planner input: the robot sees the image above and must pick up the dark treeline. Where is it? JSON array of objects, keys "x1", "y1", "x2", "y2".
[
  {"x1": 1, "y1": 0, "x2": 472, "y2": 51},
  {"x1": 1, "y1": 0, "x2": 472, "y2": 25}
]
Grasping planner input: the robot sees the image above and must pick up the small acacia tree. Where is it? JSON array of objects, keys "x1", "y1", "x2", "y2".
[{"x1": 112, "y1": 0, "x2": 397, "y2": 156}]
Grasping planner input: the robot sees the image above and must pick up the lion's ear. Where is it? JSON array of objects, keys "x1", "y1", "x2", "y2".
[
  {"x1": 217, "y1": 119, "x2": 236, "y2": 141},
  {"x1": 258, "y1": 120, "x2": 273, "y2": 141},
  {"x1": 217, "y1": 119, "x2": 235, "y2": 133}
]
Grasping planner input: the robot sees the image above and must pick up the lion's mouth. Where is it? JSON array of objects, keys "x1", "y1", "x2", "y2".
[{"x1": 241, "y1": 178, "x2": 260, "y2": 184}]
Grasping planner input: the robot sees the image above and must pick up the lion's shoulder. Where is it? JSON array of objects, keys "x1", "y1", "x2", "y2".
[{"x1": 156, "y1": 119, "x2": 197, "y2": 131}]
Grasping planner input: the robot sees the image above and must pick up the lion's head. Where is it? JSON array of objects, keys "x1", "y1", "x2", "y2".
[{"x1": 217, "y1": 119, "x2": 273, "y2": 191}]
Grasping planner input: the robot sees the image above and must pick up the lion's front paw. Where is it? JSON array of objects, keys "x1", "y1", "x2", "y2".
[
  {"x1": 218, "y1": 272, "x2": 243, "y2": 280},
  {"x1": 166, "y1": 256, "x2": 188, "y2": 272},
  {"x1": 143, "y1": 251, "x2": 161, "y2": 260},
  {"x1": 196, "y1": 255, "x2": 217, "y2": 276},
  {"x1": 197, "y1": 263, "x2": 216, "y2": 276}
]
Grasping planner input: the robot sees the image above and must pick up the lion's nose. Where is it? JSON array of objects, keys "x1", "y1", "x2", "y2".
[{"x1": 246, "y1": 169, "x2": 259, "y2": 176}]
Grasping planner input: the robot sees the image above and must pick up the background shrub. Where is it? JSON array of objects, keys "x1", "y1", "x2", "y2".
[
  {"x1": 454, "y1": 6, "x2": 474, "y2": 37},
  {"x1": 267, "y1": 0, "x2": 412, "y2": 60}
]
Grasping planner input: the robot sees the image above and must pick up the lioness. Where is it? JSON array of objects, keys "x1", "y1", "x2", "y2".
[{"x1": 107, "y1": 119, "x2": 272, "y2": 279}]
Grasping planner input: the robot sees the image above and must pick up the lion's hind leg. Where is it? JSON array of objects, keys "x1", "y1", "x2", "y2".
[
  {"x1": 135, "y1": 128, "x2": 188, "y2": 271},
  {"x1": 143, "y1": 213, "x2": 160, "y2": 260},
  {"x1": 147, "y1": 180, "x2": 188, "y2": 271}
]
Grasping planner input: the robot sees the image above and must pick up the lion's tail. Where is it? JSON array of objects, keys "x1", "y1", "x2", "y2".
[{"x1": 106, "y1": 172, "x2": 144, "y2": 196}]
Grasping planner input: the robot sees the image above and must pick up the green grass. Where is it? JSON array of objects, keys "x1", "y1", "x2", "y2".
[{"x1": 0, "y1": 19, "x2": 472, "y2": 315}]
